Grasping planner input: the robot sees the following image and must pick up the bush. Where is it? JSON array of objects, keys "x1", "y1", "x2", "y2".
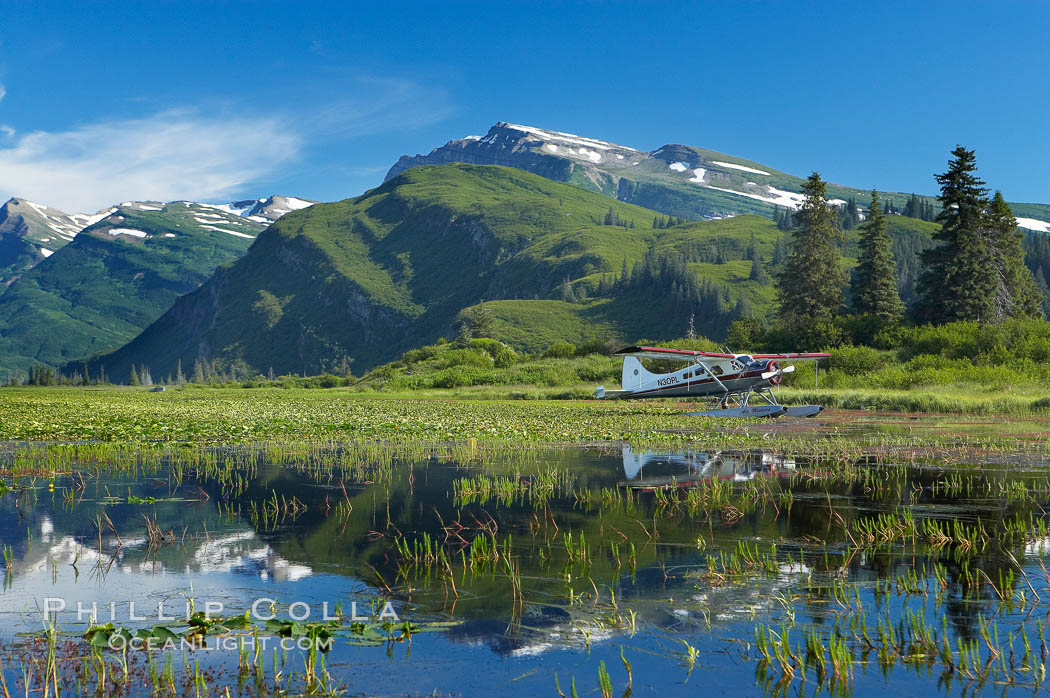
[
  {"x1": 441, "y1": 349, "x2": 494, "y2": 369},
  {"x1": 573, "y1": 355, "x2": 621, "y2": 382},
  {"x1": 431, "y1": 367, "x2": 473, "y2": 388},
  {"x1": 470, "y1": 338, "x2": 518, "y2": 368},
  {"x1": 727, "y1": 318, "x2": 765, "y2": 350},
  {"x1": 543, "y1": 341, "x2": 577, "y2": 359},
  {"x1": 829, "y1": 345, "x2": 886, "y2": 376},
  {"x1": 574, "y1": 338, "x2": 618, "y2": 357},
  {"x1": 401, "y1": 346, "x2": 439, "y2": 365}
]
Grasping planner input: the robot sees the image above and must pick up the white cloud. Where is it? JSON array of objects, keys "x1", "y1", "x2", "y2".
[
  {"x1": 0, "y1": 83, "x2": 6, "y2": 103},
  {"x1": 0, "y1": 109, "x2": 302, "y2": 212}
]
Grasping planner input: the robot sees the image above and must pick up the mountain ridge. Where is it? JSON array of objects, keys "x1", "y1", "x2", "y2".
[
  {"x1": 0, "y1": 196, "x2": 315, "y2": 378},
  {"x1": 387, "y1": 122, "x2": 1050, "y2": 229},
  {"x1": 74, "y1": 163, "x2": 944, "y2": 383}
]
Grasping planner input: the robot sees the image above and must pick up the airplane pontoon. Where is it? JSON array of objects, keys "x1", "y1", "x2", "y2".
[
  {"x1": 621, "y1": 446, "x2": 798, "y2": 488},
  {"x1": 594, "y1": 346, "x2": 829, "y2": 418}
]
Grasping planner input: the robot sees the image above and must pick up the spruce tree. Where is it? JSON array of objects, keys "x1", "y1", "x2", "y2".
[
  {"x1": 469, "y1": 303, "x2": 496, "y2": 337},
  {"x1": 775, "y1": 172, "x2": 847, "y2": 326},
  {"x1": 749, "y1": 256, "x2": 768, "y2": 283},
  {"x1": 985, "y1": 191, "x2": 1042, "y2": 319},
  {"x1": 851, "y1": 190, "x2": 904, "y2": 320},
  {"x1": 772, "y1": 236, "x2": 787, "y2": 265},
  {"x1": 129, "y1": 365, "x2": 140, "y2": 386},
  {"x1": 1034, "y1": 268, "x2": 1050, "y2": 318},
  {"x1": 917, "y1": 146, "x2": 995, "y2": 323}
]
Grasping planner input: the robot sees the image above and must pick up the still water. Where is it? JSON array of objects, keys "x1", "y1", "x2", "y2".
[{"x1": 2, "y1": 442, "x2": 1049, "y2": 695}]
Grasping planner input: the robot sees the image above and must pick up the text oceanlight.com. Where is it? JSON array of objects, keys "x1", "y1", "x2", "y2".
[{"x1": 41, "y1": 597, "x2": 402, "y2": 652}]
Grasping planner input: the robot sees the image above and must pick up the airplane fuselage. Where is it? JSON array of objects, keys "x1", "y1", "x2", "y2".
[{"x1": 611, "y1": 354, "x2": 780, "y2": 399}]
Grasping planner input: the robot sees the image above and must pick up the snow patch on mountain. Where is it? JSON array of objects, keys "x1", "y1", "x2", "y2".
[
  {"x1": 704, "y1": 184, "x2": 845, "y2": 209},
  {"x1": 711, "y1": 161, "x2": 771, "y2": 176},
  {"x1": 198, "y1": 224, "x2": 255, "y2": 239},
  {"x1": 107, "y1": 228, "x2": 148, "y2": 238},
  {"x1": 688, "y1": 168, "x2": 707, "y2": 183},
  {"x1": 1017, "y1": 217, "x2": 1050, "y2": 233},
  {"x1": 503, "y1": 122, "x2": 639, "y2": 152},
  {"x1": 668, "y1": 162, "x2": 689, "y2": 172}
]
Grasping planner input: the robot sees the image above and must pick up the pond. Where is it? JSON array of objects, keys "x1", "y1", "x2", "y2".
[{"x1": 2, "y1": 438, "x2": 1050, "y2": 695}]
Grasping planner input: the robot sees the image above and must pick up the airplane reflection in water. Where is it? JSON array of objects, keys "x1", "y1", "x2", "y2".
[{"x1": 621, "y1": 446, "x2": 797, "y2": 488}]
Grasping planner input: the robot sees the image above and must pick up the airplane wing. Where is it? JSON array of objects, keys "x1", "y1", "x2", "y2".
[
  {"x1": 613, "y1": 346, "x2": 736, "y2": 361},
  {"x1": 614, "y1": 346, "x2": 830, "y2": 361}
]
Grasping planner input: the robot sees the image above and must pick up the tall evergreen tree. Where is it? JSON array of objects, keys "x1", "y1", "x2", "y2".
[
  {"x1": 745, "y1": 233, "x2": 759, "y2": 262},
  {"x1": 772, "y1": 236, "x2": 787, "y2": 265},
  {"x1": 775, "y1": 172, "x2": 847, "y2": 326},
  {"x1": 469, "y1": 303, "x2": 496, "y2": 337},
  {"x1": 917, "y1": 146, "x2": 996, "y2": 323},
  {"x1": 840, "y1": 196, "x2": 860, "y2": 230},
  {"x1": 1034, "y1": 268, "x2": 1050, "y2": 318},
  {"x1": 749, "y1": 256, "x2": 769, "y2": 283},
  {"x1": 851, "y1": 190, "x2": 904, "y2": 320},
  {"x1": 985, "y1": 191, "x2": 1042, "y2": 319}
]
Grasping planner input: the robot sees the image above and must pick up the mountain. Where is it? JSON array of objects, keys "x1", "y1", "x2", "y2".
[
  {"x1": 0, "y1": 199, "x2": 113, "y2": 286},
  {"x1": 78, "y1": 164, "x2": 939, "y2": 382},
  {"x1": 0, "y1": 195, "x2": 315, "y2": 290},
  {"x1": 387, "y1": 122, "x2": 1050, "y2": 229},
  {"x1": 0, "y1": 197, "x2": 313, "y2": 379}
]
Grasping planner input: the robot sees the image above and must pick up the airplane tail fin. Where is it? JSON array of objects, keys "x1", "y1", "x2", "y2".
[{"x1": 622, "y1": 356, "x2": 657, "y2": 390}]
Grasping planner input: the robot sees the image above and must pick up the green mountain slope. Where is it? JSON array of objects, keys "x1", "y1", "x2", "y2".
[
  {"x1": 0, "y1": 202, "x2": 266, "y2": 379},
  {"x1": 83, "y1": 165, "x2": 786, "y2": 379},
  {"x1": 387, "y1": 122, "x2": 1049, "y2": 228},
  {"x1": 0, "y1": 198, "x2": 113, "y2": 286},
  {"x1": 80, "y1": 165, "x2": 945, "y2": 382}
]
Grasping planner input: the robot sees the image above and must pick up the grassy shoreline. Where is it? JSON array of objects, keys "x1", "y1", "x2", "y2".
[{"x1": 0, "y1": 387, "x2": 1048, "y2": 480}]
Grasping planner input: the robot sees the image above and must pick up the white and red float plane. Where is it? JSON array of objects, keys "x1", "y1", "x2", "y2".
[{"x1": 594, "y1": 346, "x2": 829, "y2": 418}]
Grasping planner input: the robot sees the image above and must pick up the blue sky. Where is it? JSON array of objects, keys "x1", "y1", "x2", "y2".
[{"x1": 0, "y1": 1, "x2": 1046, "y2": 211}]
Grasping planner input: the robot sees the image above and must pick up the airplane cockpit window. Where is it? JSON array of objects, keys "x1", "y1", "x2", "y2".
[
  {"x1": 711, "y1": 366, "x2": 724, "y2": 376},
  {"x1": 737, "y1": 355, "x2": 753, "y2": 364}
]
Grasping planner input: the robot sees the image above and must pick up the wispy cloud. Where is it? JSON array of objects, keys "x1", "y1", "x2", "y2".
[
  {"x1": 0, "y1": 75, "x2": 454, "y2": 212},
  {"x1": 0, "y1": 110, "x2": 301, "y2": 212},
  {"x1": 0, "y1": 83, "x2": 6, "y2": 104}
]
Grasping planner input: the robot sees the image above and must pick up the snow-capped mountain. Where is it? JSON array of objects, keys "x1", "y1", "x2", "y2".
[
  {"x1": 0, "y1": 195, "x2": 316, "y2": 285},
  {"x1": 387, "y1": 122, "x2": 1050, "y2": 228}
]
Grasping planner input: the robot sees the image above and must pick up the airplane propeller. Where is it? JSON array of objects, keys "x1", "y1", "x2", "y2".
[{"x1": 761, "y1": 364, "x2": 795, "y2": 381}]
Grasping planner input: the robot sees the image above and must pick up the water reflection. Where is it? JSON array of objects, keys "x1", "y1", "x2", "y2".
[
  {"x1": 621, "y1": 446, "x2": 797, "y2": 488},
  {"x1": 2, "y1": 443, "x2": 1050, "y2": 696}
]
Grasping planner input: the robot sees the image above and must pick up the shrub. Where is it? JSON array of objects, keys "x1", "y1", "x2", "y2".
[
  {"x1": 431, "y1": 367, "x2": 473, "y2": 388},
  {"x1": 470, "y1": 338, "x2": 518, "y2": 368},
  {"x1": 543, "y1": 341, "x2": 577, "y2": 359},
  {"x1": 574, "y1": 339, "x2": 617, "y2": 356},
  {"x1": 573, "y1": 355, "x2": 621, "y2": 382},
  {"x1": 726, "y1": 318, "x2": 765, "y2": 350},
  {"x1": 401, "y1": 346, "x2": 439, "y2": 365},
  {"x1": 441, "y1": 349, "x2": 494, "y2": 369},
  {"x1": 830, "y1": 345, "x2": 886, "y2": 376}
]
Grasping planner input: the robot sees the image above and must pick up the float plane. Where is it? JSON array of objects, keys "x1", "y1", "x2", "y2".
[{"x1": 594, "y1": 346, "x2": 828, "y2": 418}]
